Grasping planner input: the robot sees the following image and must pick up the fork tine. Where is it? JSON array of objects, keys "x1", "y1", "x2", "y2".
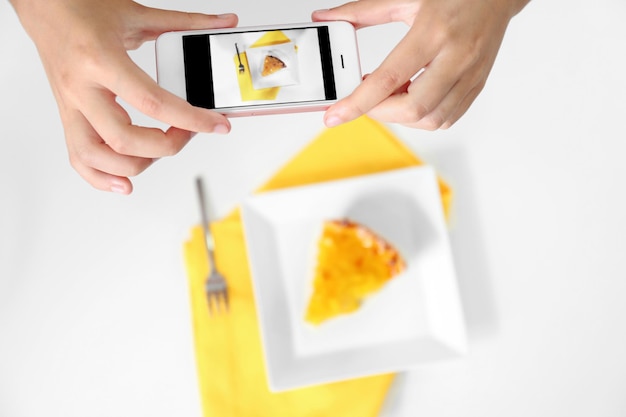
[
  {"x1": 221, "y1": 289, "x2": 230, "y2": 312},
  {"x1": 205, "y1": 284, "x2": 217, "y2": 315},
  {"x1": 214, "y1": 295, "x2": 224, "y2": 315},
  {"x1": 207, "y1": 296, "x2": 215, "y2": 316},
  {"x1": 205, "y1": 277, "x2": 228, "y2": 315},
  {"x1": 207, "y1": 292, "x2": 227, "y2": 315},
  {"x1": 207, "y1": 282, "x2": 230, "y2": 315}
]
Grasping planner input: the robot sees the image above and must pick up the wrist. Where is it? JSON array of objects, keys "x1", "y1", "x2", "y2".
[
  {"x1": 8, "y1": 0, "x2": 50, "y2": 39},
  {"x1": 487, "y1": 0, "x2": 531, "y2": 21},
  {"x1": 509, "y1": 0, "x2": 531, "y2": 17},
  {"x1": 500, "y1": 0, "x2": 531, "y2": 19}
]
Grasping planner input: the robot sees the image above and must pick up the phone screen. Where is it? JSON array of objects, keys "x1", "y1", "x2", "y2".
[{"x1": 182, "y1": 27, "x2": 337, "y2": 110}]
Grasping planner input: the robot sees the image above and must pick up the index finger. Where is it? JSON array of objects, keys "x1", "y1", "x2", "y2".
[
  {"x1": 312, "y1": 0, "x2": 398, "y2": 29},
  {"x1": 324, "y1": 29, "x2": 436, "y2": 127},
  {"x1": 105, "y1": 53, "x2": 230, "y2": 134}
]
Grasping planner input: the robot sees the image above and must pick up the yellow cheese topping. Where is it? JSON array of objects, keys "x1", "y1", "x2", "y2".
[{"x1": 305, "y1": 219, "x2": 406, "y2": 325}]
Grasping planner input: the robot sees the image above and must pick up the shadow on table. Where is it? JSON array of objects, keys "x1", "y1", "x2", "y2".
[
  {"x1": 444, "y1": 146, "x2": 500, "y2": 340},
  {"x1": 379, "y1": 142, "x2": 500, "y2": 416}
]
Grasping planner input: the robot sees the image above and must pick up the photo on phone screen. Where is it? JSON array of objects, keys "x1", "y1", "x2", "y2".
[{"x1": 182, "y1": 27, "x2": 337, "y2": 110}]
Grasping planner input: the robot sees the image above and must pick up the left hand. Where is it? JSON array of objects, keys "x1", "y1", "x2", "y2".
[
  {"x1": 10, "y1": 0, "x2": 238, "y2": 194},
  {"x1": 313, "y1": 0, "x2": 529, "y2": 130}
]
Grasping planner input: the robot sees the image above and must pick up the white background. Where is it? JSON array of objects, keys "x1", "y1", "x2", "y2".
[{"x1": 1, "y1": 0, "x2": 626, "y2": 416}]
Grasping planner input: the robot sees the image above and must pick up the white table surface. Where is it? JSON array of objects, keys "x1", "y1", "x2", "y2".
[{"x1": 2, "y1": 1, "x2": 626, "y2": 416}]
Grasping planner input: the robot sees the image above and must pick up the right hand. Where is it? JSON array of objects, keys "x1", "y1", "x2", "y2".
[
  {"x1": 313, "y1": 0, "x2": 528, "y2": 131},
  {"x1": 10, "y1": 0, "x2": 238, "y2": 194}
]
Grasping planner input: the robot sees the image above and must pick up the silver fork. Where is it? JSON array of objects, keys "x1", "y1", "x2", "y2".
[
  {"x1": 235, "y1": 43, "x2": 245, "y2": 74},
  {"x1": 195, "y1": 177, "x2": 229, "y2": 315}
]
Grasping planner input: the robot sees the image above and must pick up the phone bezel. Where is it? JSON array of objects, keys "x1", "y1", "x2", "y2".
[{"x1": 155, "y1": 21, "x2": 361, "y2": 116}]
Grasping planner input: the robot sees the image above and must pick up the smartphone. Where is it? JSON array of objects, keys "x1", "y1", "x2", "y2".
[{"x1": 155, "y1": 21, "x2": 361, "y2": 116}]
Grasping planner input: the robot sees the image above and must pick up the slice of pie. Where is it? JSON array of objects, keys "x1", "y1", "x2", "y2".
[
  {"x1": 305, "y1": 219, "x2": 406, "y2": 325},
  {"x1": 261, "y1": 55, "x2": 286, "y2": 77}
]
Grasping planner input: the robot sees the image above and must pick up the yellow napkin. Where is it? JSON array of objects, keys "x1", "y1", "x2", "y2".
[
  {"x1": 183, "y1": 116, "x2": 452, "y2": 417},
  {"x1": 256, "y1": 116, "x2": 452, "y2": 219},
  {"x1": 235, "y1": 31, "x2": 292, "y2": 102}
]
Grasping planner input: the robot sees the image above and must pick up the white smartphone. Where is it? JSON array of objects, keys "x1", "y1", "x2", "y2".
[{"x1": 155, "y1": 21, "x2": 361, "y2": 116}]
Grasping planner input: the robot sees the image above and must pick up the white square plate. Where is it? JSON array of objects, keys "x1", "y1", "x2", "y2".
[
  {"x1": 245, "y1": 42, "x2": 300, "y2": 90},
  {"x1": 241, "y1": 166, "x2": 467, "y2": 392}
]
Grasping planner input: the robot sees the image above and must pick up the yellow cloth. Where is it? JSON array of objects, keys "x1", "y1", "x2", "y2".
[
  {"x1": 183, "y1": 116, "x2": 452, "y2": 417},
  {"x1": 256, "y1": 116, "x2": 452, "y2": 220},
  {"x1": 235, "y1": 31, "x2": 292, "y2": 102}
]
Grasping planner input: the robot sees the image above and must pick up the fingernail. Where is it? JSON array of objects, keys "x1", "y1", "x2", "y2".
[
  {"x1": 217, "y1": 13, "x2": 236, "y2": 19},
  {"x1": 110, "y1": 182, "x2": 128, "y2": 195},
  {"x1": 312, "y1": 9, "x2": 328, "y2": 19},
  {"x1": 213, "y1": 124, "x2": 230, "y2": 134},
  {"x1": 325, "y1": 115, "x2": 343, "y2": 128}
]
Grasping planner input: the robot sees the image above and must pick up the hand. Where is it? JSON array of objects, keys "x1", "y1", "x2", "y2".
[
  {"x1": 313, "y1": 0, "x2": 529, "y2": 130},
  {"x1": 10, "y1": 0, "x2": 238, "y2": 194}
]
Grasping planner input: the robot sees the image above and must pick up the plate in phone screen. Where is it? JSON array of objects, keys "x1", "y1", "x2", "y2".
[{"x1": 246, "y1": 42, "x2": 300, "y2": 89}]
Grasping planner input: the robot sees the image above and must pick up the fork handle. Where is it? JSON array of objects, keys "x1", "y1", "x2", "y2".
[
  {"x1": 235, "y1": 42, "x2": 243, "y2": 65},
  {"x1": 195, "y1": 177, "x2": 217, "y2": 265}
]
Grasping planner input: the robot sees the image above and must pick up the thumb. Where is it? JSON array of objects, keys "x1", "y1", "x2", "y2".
[
  {"x1": 136, "y1": 6, "x2": 238, "y2": 41},
  {"x1": 312, "y1": 0, "x2": 398, "y2": 29}
]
